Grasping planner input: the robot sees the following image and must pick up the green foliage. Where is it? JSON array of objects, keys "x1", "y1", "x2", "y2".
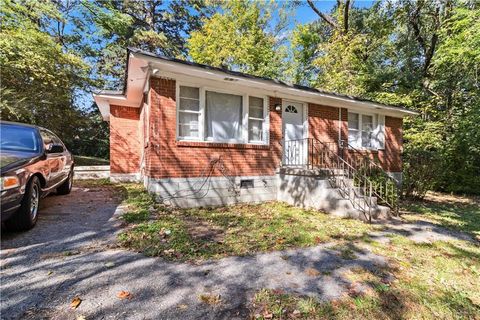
[
  {"x1": 84, "y1": 0, "x2": 208, "y2": 89},
  {"x1": 403, "y1": 149, "x2": 443, "y2": 199},
  {"x1": 0, "y1": 0, "x2": 109, "y2": 158},
  {"x1": 298, "y1": 1, "x2": 480, "y2": 195},
  {"x1": 187, "y1": 0, "x2": 287, "y2": 79},
  {"x1": 289, "y1": 22, "x2": 323, "y2": 85}
]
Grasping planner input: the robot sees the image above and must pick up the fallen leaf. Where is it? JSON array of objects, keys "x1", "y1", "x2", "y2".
[
  {"x1": 177, "y1": 303, "x2": 188, "y2": 310},
  {"x1": 70, "y1": 297, "x2": 82, "y2": 309},
  {"x1": 305, "y1": 267, "x2": 321, "y2": 277},
  {"x1": 262, "y1": 309, "x2": 273, "y2": 319},
  {"x1": 272, "y1": 289, "x2": 285, "y2": 295},
  {"x1": 47, "y1": 270, "x2": 53, "y2": 276},
  {"x1": 104, "y1": 262, "x2": 115, "y2": 268},
  {"x1": 117, "y1": 290, "x2": 132, "y2": 299},
  {"x1": 76, "y1": 316, "x2": 86, "y2": 320},
  {"x1": 199, "y1": 293, "x2": 221, "y2": 305}
]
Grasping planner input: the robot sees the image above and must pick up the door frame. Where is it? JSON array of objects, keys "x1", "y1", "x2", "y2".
[{"x1": 281, "y1": 99, "x2": 309, "y2": 165}]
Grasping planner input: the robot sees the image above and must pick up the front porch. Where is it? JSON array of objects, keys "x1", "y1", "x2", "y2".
[{"x1": 281, "y1": 138, "x2": 400, "y2": 221}]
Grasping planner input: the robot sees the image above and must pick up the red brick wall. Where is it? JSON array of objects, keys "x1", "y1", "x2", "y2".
[
  {"x1": 145, "y1": 78, "x2": 283, "y2": 178},
  {"x1": 384, "y1": 116, "x2": 403, "y2": 172},
  {"x1": 131, "y1": 76, "x2": 403, "y2": 178},
  {"x1": 309, "y1": 103, "x2": 341, "y2": 144},
  {"x1": 110, "y1": 105, "x2": 141, "y2": 173}
]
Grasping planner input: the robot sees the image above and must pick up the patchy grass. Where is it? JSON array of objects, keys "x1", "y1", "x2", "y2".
[
  {"x1": 402, "y1": 192, "x2": 480, "y2": 241},
  {"x1": 251, "y1": 236, "x2": 480, "y2": 319},
  {"x1": 114, "y1": 184, "x2": 383, "y2": 261},
  {"x1": 76, "y1": 181, "x2": 479, "y2": 318},
  {"x1": 249, "y1": 193, "x2": 480, "y2": 320},
  {"x1": 74, "y1": 155, "x2": 109, "y2": 166}
]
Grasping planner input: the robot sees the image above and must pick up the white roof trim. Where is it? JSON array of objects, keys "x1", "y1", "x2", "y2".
[
  {"x1": 93, "y1": 50, "x2": 417, "y2": 121},
  {"x1": 133, "y1": 51, "x2": 417, "y2": 117}
]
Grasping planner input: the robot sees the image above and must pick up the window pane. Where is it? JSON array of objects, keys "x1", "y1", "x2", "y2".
[
  {"x1": 249, "y1": 96, "x2": 263, "y2": 107},
  {"x1": 206, "y1": 91, "x2": 243, "y2": 140},
  {"x1": 249, "y1": 96, "x2": 264, "y2": 118},
  {"x1": 249, "y1": 106, "x2": 263, "y2": 119},
  {"x1": 348, "y1": 112, "x2": 359, "y2": 130},
  {"x1": 180, "y1": 86, "x2": 199, "y2": 99},
  {"x1": 348, "y1": 129, "x2": 360, "y2": 147},
  {"x1": 179, "y1": 97, "x2": 199, "y2": 111},
  {"x1": 361, "y1": 115, "x2": 374, "y2": 148},
  {"x1": 362, "y1": 115, "x2": 373, "y2": 131},
  {"x1": 249, "y1": 119, "x2": 263, "y2": 141},
  {"x1": 179, "y1": 112, "x2": 199, "y2": 137},
  {"x1": 362, "y1": 131, "x2": 373, "y2": 148}
]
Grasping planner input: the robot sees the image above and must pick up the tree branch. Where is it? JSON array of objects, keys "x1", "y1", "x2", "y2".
[
  {"x1": 344, "y1": 0, "x2": 350, "y2": 33},
  {"x1": 307, "y1": 0, "x2": 339, "y2": 30},
  {"x1": 409, "y1": 1, "x2": 427, "y2": 55}
]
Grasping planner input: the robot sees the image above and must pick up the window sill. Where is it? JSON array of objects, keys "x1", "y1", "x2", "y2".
[
  {"x1": 176, "y1": 140, "x2": 270, "y2": 149},
  {"x1": 347, "y1": 147, "x2": 385, "y2": 153}
]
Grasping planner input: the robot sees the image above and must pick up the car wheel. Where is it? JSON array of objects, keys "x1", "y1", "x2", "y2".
[
  {"x1": 56, "y1": 169, "x2": 73, "y2": 195},
  {"x1": 5, "y1": 176, "x2": 41, "y2": 231}
]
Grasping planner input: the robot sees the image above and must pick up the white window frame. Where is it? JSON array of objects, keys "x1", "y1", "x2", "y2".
[
  {"x1": 348, "y1": 111, "x2": 378, "y2": 150},
  {"x1": 247, "y1": 96, "x2": 269, "y2": 144},
  {"x1": 175, "y1": 81, "x2": 269, "y2": 145}
]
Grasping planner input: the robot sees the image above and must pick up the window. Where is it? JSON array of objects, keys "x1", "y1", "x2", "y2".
[
  {"x1": 248, "y1": 96, "x2": 265, "y2": 142},
  {"x1": 348, "y1": 112, "x2": 360, "y2": 147},
  {"x1": 285, "y1": 105, "x2": 298, "y2": 113},
  {"x1": 176, "y1": 84, "x2": 268, "y2": 144},
  {"x1": 178, "y1": 86, "x2": 200, "y2": 139},
  {"x1": 361, "y1": 114, "x2": 374, "y2": 148},
  {"x1": 348, "y1": 112, "x2": 385, "y2": 149},
  {"x1": 206, "y1": 91, "x2": 243, "y2": 141}
]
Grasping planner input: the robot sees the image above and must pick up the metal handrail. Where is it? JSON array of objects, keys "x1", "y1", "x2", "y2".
[
  {"x1": 339, "y1": 140, "x2": 399, "y2": 215},
  {"x1": 283, "y1": 137, "x2": 400, "y2": 220},
  {"x1": 311, "y1": 139, "x2": 374, "y2": 222},
  {"x1": 284, "y1": 138, "x2": 374, "y2": 222}
]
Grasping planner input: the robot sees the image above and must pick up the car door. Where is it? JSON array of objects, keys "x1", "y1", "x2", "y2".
[
  {"x1": 40, "y1": 129, "x2": 66, "y2": 187},
  {"x1": 50, "y1": 133, "x2": 71, "y2": 182}
]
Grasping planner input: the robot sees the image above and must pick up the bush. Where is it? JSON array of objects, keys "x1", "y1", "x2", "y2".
[{"x1": 402, "y1": 149, "x2": 442, "y2": 199}]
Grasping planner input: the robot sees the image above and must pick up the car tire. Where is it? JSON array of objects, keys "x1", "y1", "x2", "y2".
[
  {"x1": 56, "y1": 169, "x2": 73, "y2": 195},
  {"x1": 5, "y1": 176, "x2": 41, "y2": 231}
]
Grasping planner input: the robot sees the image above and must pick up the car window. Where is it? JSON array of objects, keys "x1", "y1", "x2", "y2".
[
  {"x1": 40, "y1": 129, "x2": 54, "y2": 147},
  {"x1": 0, "y1": 124, "x2": 40, "y2": 153}
]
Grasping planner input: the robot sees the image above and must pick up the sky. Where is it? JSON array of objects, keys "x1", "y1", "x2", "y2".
[{"x1": 294, "y1": 1, "x2": 374, "y2": 25}]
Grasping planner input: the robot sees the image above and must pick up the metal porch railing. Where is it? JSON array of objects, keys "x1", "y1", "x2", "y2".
[{"x1": 283, "y1": 138, "x2": 399, "y2": 219}]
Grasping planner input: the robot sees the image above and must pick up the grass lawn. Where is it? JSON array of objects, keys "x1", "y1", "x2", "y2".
[
  {"x1": 115, "y1": 184, "x2": 384, "y2": 261},
  {"x1": 250, "y1": 193, "x2": 480, "y2": 320},
  {"x1": 80, "y1": 181, "x2": 480, "y2": 319},
  {"x1": 402, "y1": 192, "x2": 480, "y2": 241},
  {"x1": 74, "y1": 155, "x2": 109, "y2": 166}
]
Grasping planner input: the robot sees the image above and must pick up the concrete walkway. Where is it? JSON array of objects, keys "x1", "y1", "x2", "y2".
[{"x1": 0, "y1": 185, "x2": 473, "y2": 319}]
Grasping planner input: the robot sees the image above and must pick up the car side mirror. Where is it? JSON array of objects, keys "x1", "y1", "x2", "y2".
[{"x1": 46, "y1": 144, "x2": 64, "y2": 153}]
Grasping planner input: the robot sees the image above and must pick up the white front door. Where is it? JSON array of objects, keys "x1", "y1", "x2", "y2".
[{"x1": 283, "y1": 101, "x2": 306, "y2": 165}]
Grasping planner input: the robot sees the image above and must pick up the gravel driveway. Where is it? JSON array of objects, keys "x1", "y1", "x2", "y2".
[{"x1": 2, "y1": 184, "x2": 471, "y2": 320}]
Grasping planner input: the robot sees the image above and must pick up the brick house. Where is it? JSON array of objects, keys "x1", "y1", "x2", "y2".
[{"x1": 94, "y1": 48, "x2": 416, "y2": 219}]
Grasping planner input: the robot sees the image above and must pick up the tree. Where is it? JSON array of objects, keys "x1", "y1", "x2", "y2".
[
  {"x1": 83, "y1": 0, "x2": 208, "y2": 89},
  {"x1": 187, "y1": 0, "x2": 287, "y2": 79},
  {"x1": 297, "y1": 0, "x2": 480, "y2": 195}
]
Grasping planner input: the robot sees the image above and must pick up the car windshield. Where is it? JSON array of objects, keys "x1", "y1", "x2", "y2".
[{"x1": 0, "y1": 124, "x2": 40, "y2": 153}]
